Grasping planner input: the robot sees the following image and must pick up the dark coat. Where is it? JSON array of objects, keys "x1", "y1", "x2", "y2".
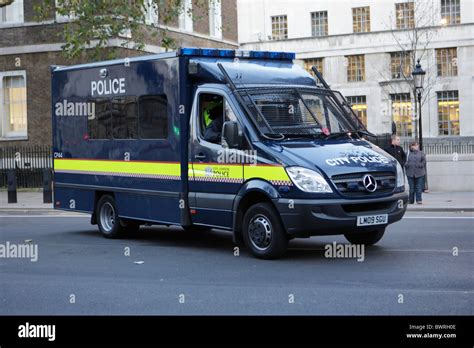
[
  {"x1": 385, "y1": 144, "x2": 407, "y2": 166},
  {"x1": 204, "y1": 116, "x2": 223, "y2": 143},
  {"x1": 405, "y1": 149, "x2": 426, "y2": 178}
]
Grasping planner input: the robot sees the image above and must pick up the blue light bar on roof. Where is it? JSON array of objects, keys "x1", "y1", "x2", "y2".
[{"x1": 178, "y1": 47, "x2": 295, "y2": 60}]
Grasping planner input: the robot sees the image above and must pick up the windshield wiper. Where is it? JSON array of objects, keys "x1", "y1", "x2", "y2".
[
  {"x1": 324, "y1": 131, "x2": 353, "y2": 140},
  {"x1": 355, "y1": 129, "x2": 376, "y2": 138},
  {"x1": 282, "y1": 133, "x2": 325, "y2": 140},
  {"x1": 263, "y1": 133, "x2": 286, "y2": 140}
]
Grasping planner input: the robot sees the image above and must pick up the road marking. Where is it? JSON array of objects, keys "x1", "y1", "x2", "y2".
[
  {"x1": 403, "y1": 216, "x2": 474, "y2": 219},
  {"x1": 0, "y1": 215, "x2": 88, "y2": 218},
  {"x1": 1, "y1": 215, "x2": 473, "y2": 219},
  {"x1": 290, "y1": 248, "x2": 474, "y2": 253}
]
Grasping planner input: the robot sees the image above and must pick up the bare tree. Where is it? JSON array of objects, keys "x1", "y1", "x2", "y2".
[
  {"x1": 376, "y1": 0, "x2": 440, "y2": 139},
  {"x1": 35, "y1": 0, "x2": 219, "y2": 60}
]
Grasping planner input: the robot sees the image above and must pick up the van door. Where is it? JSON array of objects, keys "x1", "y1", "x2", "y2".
[{"x1": 189, "y1": 90, "x2": 244, "y2": 229}]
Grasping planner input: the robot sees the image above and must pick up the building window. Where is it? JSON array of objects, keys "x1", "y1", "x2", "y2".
[
  {"x1": 441, "y1": 0, "x2": 460, "y2": 25},
  {"x1": 0, "y1": 0, "x2": 24, "y2": 24},
  {"x1": 347, "y1": 96, "x2": 368, "y2": 127},
  {"x1": 209, "y1": 0, "x2": 222, "y2": 39},
  {"x1": 391, "y1": 51, "x2": 412, "y2": 79},
  {"x1": 1, "y1": 72, "x2": 27, "y2": 139},
  {"x1": 395, "y1": 2, "x2": 415, "y2": 29},
  {"x1": 391, "y1": 93, "x2": 412, "y2": 137},
  {"x1": 311, "y1": 11, "x2": 328, "y2": 37},
  {"x1": 437, "y1": 91, "x2": 459, "y2": 135},
  {"x1": 436, "y1": 47, "x2": 457, "y2": 76},
  {"x1": 144, "y1": 0, "x2": 159, "y2": 25},
  {"x1": 179, "y1": 0, "x2": 193, "y2": 32},
  {"x1": 304, "y1": 58, "x2": 324, "y2": 77},
  {"x1": 352, "y1": 7, "x2": 370, "y2": 33},
  {"x1": 347, "y1": 55, "x2": 365, "y2": 82},
  {"x1": 271, "y1": 15, "x2": 288, "y2": 40}
]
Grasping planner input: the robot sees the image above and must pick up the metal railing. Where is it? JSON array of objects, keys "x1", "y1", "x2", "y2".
[
  {"x1": 0, "y1": 137, "x2": 472, "y2": 188},
  {"x1": 0, "y1": 146, "x2": 52, "y2": 188},
  {"x1": 400, "y1": 141, "x2": 474, "y2": 155},
  {"x1": 367, "y1": 134, "x2": 474, "y2": 156}
]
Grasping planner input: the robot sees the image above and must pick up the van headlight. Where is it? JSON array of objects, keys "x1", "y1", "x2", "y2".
[
  {"x1": 396, "y1": 162, "x2": 406, "y2": 188},
  {"x1": 286, "y1": 167, "x2": 333, "y2": 193}
]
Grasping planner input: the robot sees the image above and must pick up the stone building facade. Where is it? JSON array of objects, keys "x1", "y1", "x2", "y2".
[{"x1": 238, "y1": 0, "x2": 473, "y2": 139}]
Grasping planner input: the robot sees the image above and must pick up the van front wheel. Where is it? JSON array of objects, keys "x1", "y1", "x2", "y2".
[
  {"x1": 344, "y1": 228, "x2": 385, "y2": 246},
  {"x1": 242, "y1": 203, "x2": 288, "y2": 259}
]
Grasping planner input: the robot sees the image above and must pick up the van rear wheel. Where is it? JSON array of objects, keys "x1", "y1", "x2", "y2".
[
  {"x1": 344, "y1": 227, "x2": 385, "y2": 246},
  {"x1": 242, "y1": 202, "x2": 288, "y2": 259},
  {"x1": 97, "y1": 195, "x2": 127, "y2": 239}
]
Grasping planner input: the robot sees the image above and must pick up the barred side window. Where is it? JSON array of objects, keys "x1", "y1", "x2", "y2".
[
  {"x1": 88, "y1": 98, "x2": 112, "y2": 140},
  {"x1": 139, "y1": 95, "x2": 169, "y2": 139}
]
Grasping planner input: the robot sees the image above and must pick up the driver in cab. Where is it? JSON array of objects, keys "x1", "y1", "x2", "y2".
[{"x1": 202, "y1": 94, "x2": 224, "y2": 144}]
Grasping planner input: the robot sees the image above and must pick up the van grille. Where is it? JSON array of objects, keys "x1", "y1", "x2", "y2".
[{"x1": 331, "y1": 171, "x2": 396, "y2": 197}]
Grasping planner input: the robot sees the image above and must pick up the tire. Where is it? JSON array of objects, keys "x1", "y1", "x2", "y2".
[
  {"x1": 344, "y1": 227, "x2": 385, "y2": 246},
  {"x1": 96, "y1": 195, "x2": 127, "y2": 239},
  {"x1": 242, "y1": 202, "x2": 288, "y2": 259}
]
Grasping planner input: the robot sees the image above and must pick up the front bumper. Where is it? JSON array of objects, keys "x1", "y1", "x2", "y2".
[{"x1": 274, "y1": 192, "x2": 408, "y2": 237}]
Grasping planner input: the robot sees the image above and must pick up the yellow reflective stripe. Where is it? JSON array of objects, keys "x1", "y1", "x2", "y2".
[
  {"x1": 192, "y1": 163, "x2": 242, "y2": 180},
  {"x1": 190, "y1": 163, "x2": 291, "y2": 184},
  {"x1": 54, "y1": 159, "x2": 292, "y2": 185},
  {"x1": 244, "y1": 165, "x2": 292, "y2": 184},
  {"x1": 54, "y1": 159, "x2": 181, "y2": 177}
]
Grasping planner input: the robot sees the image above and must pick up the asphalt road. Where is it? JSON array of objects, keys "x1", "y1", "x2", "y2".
[{"x1": 0, "y1": 210, "x2": 472, "y2": 315}]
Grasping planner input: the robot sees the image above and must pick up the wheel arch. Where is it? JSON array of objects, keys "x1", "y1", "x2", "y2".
[
  {"x1": 232, "y1": 179, "x2": 281, "y2": 245},
  {"x1": 91, "y1": 190, "x2": 115, "y2": 225}
]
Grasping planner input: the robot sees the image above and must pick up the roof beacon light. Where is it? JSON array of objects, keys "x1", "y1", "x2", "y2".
[{"x1": 179, "y1": 47, "x2": 295, "y2": 60}]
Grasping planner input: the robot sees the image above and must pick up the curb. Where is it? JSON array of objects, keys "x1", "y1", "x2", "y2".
[
  {"x1": 406, "y1": 208, "x2": 474, "y2": 212},
  {"x1": 1, "y1": 207, "x2": 472, "y2": 213}
]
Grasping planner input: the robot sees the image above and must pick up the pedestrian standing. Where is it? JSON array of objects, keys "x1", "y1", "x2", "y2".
[
  {"x1": 384, "y1": 135, "x2": 407, "y2": 166},
  {"x1": 405, "y1": 142, "x2": 426, "y2": 204}
]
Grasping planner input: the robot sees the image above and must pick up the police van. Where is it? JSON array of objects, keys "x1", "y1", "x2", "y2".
[{"x1": 51, "y1": 47, "x2": 408, "y2": 259}]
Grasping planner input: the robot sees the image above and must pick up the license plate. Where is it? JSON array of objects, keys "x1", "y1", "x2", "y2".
[{"x1": 356, "y1": 214, "x2": 388, "y2": 226}]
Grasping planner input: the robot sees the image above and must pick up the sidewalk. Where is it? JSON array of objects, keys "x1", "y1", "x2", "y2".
[
  {"x1": 0, "y1": 191, "x2": 53, "y2": 210},
  {"x1": 405, "y1": 191, "x2": 474, "y2": 212},
  {"x1": 1, "y1": 190, "x2": 473, "y2": 212}
]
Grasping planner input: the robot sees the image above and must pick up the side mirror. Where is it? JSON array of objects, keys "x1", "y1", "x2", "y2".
[{"x1": 222, "y1": 121, "x2": 241, "y2": 149}]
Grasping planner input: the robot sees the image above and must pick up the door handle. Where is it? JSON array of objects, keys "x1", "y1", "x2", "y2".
[{"x1": 194, "y1": 153, "x2": 207, "y2": 160}]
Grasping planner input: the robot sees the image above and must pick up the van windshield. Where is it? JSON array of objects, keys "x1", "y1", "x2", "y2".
[{"x1": 238, "y1": 88, "x2": 354, "y2": 137}]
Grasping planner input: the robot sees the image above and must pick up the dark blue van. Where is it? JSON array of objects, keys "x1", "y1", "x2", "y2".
[{"x1": 51, "y1": 47, "x2": 408, "y2": 259}]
